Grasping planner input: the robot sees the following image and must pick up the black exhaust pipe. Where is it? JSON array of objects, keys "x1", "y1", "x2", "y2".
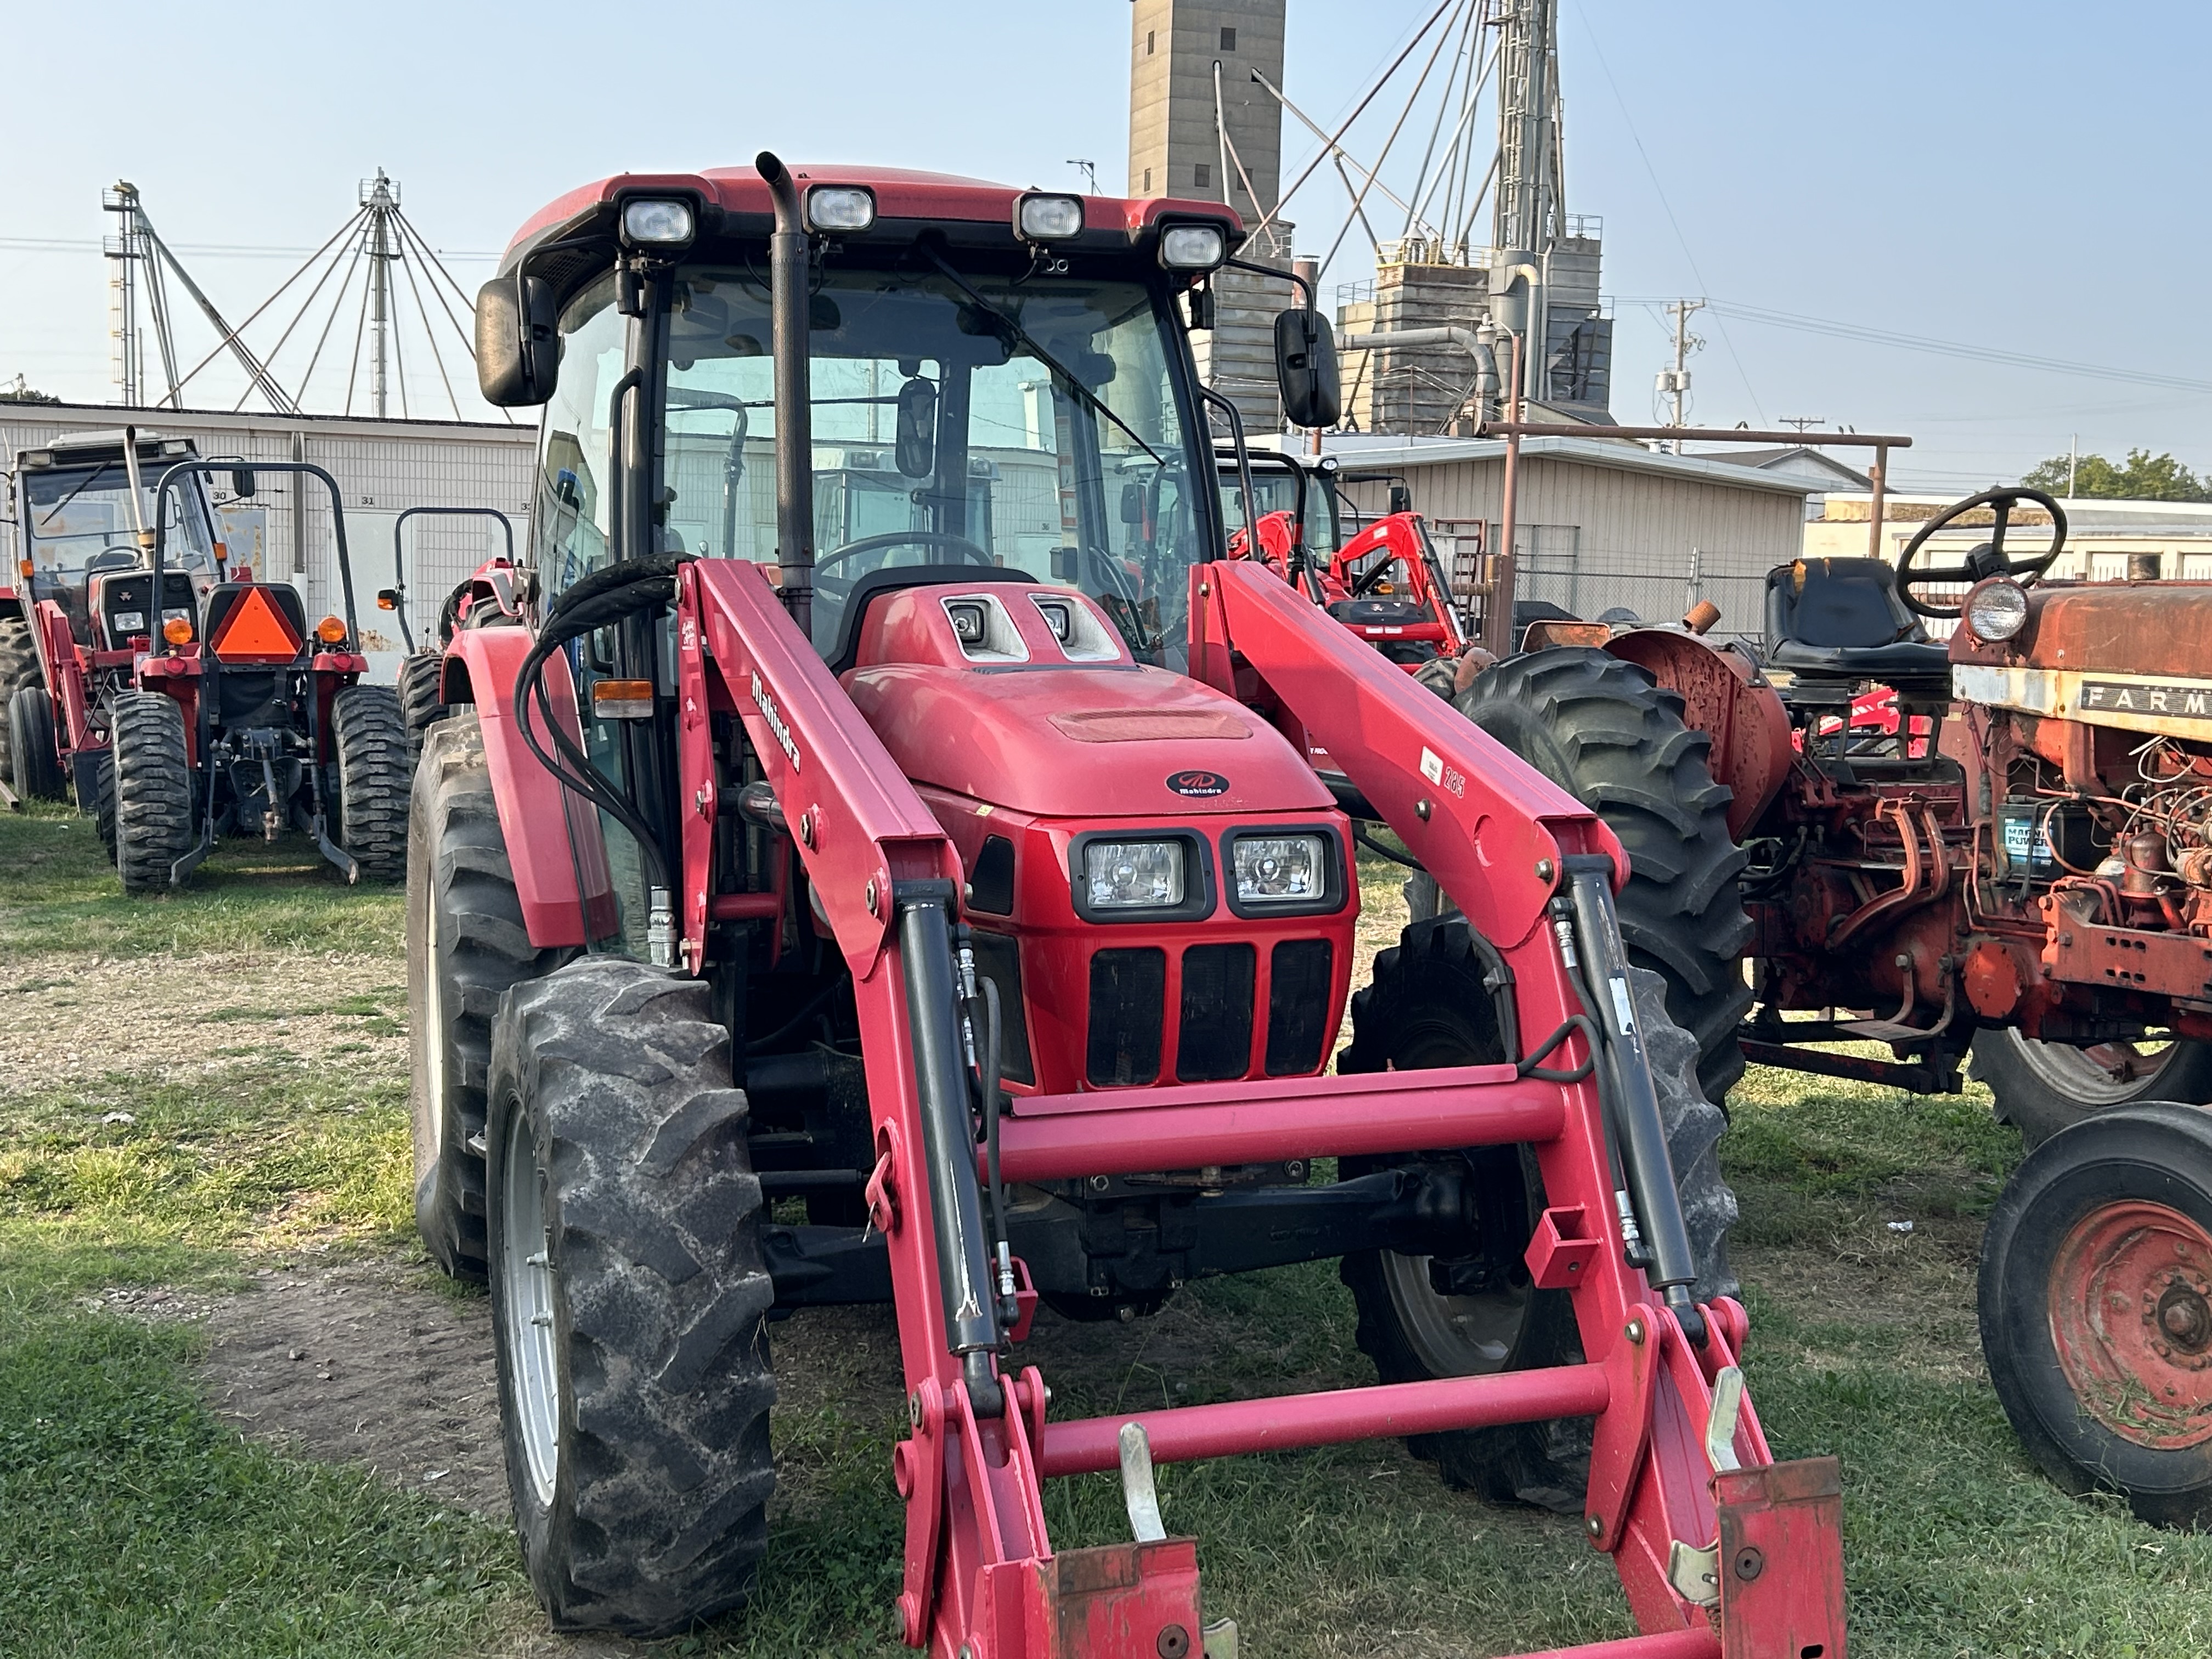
[{"x1": 755, "y1": 151, "x2": 814, "y2": 637}]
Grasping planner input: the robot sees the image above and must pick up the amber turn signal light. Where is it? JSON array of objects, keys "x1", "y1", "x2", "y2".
[
  {"x1": 316, "y1": 615, "x2": 348, "y2": 644},
  {"x1": 592, "y1": 679, "x2": 654, "y2": 720},
  {"x1": 162, "y1": 617, "x2": 194, "y2": 645}
]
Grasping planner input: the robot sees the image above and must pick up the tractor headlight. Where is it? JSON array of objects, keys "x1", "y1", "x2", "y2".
[
  {"x1": 1084, "y1": 840, "x2": 1185, "y2": 909},
  {"x1": 620, "y1": 198, "x2": 695, "y2": 247},
  {"x1": 1965, "y1": 578, "x2": 2030, "y2": 642},
  {"x1": 804, "y1": 185, "x2": 877, "y2": 233},
  {"x1": 1229, "y1": 834, "x2": 1326, "y2": 905},
  {"x1": 1017, "y1": 193, "x2": 1085, "y2": 241},
  {"x1": 1159, "y1": 223, "x2": 1228, "y2": 270}
]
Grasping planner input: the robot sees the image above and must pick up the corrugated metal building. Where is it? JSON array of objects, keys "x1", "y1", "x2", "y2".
[
  {"x1": 1313, "y1": 433, "x2": 1818, "y2": 642},
  {"x1": 2, "y1": 402, "x2": 534, "y2": 675}
]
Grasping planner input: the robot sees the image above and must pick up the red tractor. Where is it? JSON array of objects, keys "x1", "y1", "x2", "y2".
[
  {"x1": 404, "y1": 155, "x2": 1849, "y2": 1654},
  {"x1": 1431, "y1": 490, "x2": 2212, "y2": 1520},
  {"x1": 1220, "y1": 446, "x2": 1470, "y2": 672},
  {"x1": 4, "y1": 429, "x2": 221, "y2": 816}
]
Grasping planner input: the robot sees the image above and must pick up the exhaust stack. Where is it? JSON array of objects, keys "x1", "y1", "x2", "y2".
[{"x1": 756, "y1": 151, "x2": 815, "y2": 636}]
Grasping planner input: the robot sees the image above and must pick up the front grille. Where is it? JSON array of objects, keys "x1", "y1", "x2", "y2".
[
  {"x1": 1265, "y1": 939, "x2": 1335, "y2": 1075},
  {"x1": 1087, "y1": 947, "x2": 1166, "y2": 1086},
  {"x1": 1177, "y1": 943, "x2": 1255, "y2": 1082}
]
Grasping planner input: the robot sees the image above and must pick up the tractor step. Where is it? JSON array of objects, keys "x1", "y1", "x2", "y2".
[{"x1": 1040, "y1": 1365, "x2": 1611, "y2": 1477}]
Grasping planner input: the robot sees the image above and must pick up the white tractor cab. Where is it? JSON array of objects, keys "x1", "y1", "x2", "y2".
[{"x1": 4, "y1": 431, "x2": 228, "y2": 804}]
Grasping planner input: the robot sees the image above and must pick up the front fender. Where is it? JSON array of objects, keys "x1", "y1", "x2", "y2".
[{"x1": 443, "y1": 626, "x2": 614, "y2": 949}]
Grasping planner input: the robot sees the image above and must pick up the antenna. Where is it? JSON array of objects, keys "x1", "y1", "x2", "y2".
[{"x1": 1066, "y1": 159, "x2": 1099, "y2": 194}]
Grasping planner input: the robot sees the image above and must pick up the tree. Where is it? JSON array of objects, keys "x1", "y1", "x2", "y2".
[
  {"x1": 2022, "y1": 447, "x2": 2210, "y2": 501},
  {"x1": 0, "y1": 374, "x2": 59, "y2": 404}
]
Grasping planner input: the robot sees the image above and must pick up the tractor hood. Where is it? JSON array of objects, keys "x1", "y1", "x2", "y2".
[
  {"x1": 1953, "y1": 581, "x2": 2212, "y2": 740},
  {"x1": 841, "y1": 583, "x2": 1330, "y2": 819}
]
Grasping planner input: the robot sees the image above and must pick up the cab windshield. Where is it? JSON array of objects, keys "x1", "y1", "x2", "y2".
[
  {"x1": 1219, "y1": 458, "x2": 1343, "y2": 554},
  {"x1": 20, "y1": 459, "x2": 217, "y2": 592},
  {"x1": 534, "y1": 262, "x2": 1207, "y2": 668}
]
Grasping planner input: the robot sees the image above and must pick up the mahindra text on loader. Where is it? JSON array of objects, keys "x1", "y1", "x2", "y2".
[{"x1": 404, "y1": 154, "x2": 1848, "y2": 1655}]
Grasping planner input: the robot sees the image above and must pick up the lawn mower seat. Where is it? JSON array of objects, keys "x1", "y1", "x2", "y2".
[{"x1": 1764, "y1": 558, "x2": 1951, "y2": 691}]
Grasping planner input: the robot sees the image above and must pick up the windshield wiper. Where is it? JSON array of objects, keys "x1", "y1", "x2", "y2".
[
  {"x1": 918, "y1": 249, "x2": 1165, "y2": 469},
  {"x1": 37, "y1": 461, "x2": 121, "y2": 529}
]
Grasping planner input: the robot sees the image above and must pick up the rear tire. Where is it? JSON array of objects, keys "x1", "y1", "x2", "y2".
[
  {"x1": 0, "y1": 614, "x2": 38, "y2": 783},
  {"x1": 1980, "y1": 1102, "x2": 2212, "y2": 1525},
  {"x1": 108, "y1": 691, "x2": 195, "y2": 895},
  {"x1": 330, "y1": 684, "x2": 409, "y2": 881},
  {"x1": 487, "y1": 957, "x2": 776, "y2": 1634},
  {"x1": 7, "y1": 685, "x2": 65, "y2": 801},
  {"x1": 1338, "y1": 918, "x2": 1737, "y2": 1507},
  {"x1": 397, "y1": 651, "x2": 449, "y2": 776},
  {"x1": 1972, "y1": 1028, "x2": 2212, "y2": 1149},
  {"x1": 1454, "y1": 648, "x2": 1753, "y2": 1105},
  {"x1": 408, "y1": 711, "x2": 567, "y2": 1281}
]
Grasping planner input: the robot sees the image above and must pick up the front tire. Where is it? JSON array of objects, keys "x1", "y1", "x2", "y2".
[
  {"x1": 7, "y1": 684, "x2": 65, "y2": 801},
  {"x1": 1971, "y1": 1028, "x2": 2212, "y2": 1149},
  {"x1": 407, "y1": 712, "x2": 566, "y2": 1281},
  {"x1": 397, "y1": 650, "x2": 449, "y2": 776},
  {"x1": 486, "y1": 957, "x2": 777, "y2": 1634},
  {"x1": 108, "y1": 691, "x2": 195, "y2": 894},
  {"x1": 0, "y1": 614, "x2": 38, "y2": 783},
  {"x1": 330, "y1": 684, "x2": 409, "y2": 881},
  {"x1": 1980, "y1": 1102, "x2": 2212, "y2": 1525},
  {"x1": 1455, "y1": 648, "x2": 1753, "y2": 1105},
  {"x1": 1338, "y1": 917, "x2": 1737, "y2": 1506}
]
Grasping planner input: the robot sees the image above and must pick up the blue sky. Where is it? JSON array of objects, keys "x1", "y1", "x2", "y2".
[{"x1": 2, "y1": 1, "x2": 2204, "y2": 492}]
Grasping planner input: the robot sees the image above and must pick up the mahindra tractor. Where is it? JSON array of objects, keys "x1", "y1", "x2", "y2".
[
  {"x1": 405, "y1": 154, "x2": 1849, "y2": 1654},
  {"x1": 110, "y1": 452, "x2": 407, "y2": 891},
  {"x1": 1422, "y1": 488, "x2": 2212, "y2": 1520},
  {"x1": 1219, "y1": 445, "x2": 1470, "y2": 673}
]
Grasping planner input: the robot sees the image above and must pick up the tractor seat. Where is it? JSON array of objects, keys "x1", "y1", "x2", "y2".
[
  {"x1": 202, "y1": 581, "x2": 310, "y2": 659},
  {"x1": 1764, "y1": 558, "x2": 1951, "y2": 689}
]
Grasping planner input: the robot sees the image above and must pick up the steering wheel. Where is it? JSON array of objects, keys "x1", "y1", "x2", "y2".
[
  {"x1": 1894, "y1": 486, "x2": 2068, "y2": 618},
  {"x1": 810, "y1": 531, "x2": 995, "y2": 592}
]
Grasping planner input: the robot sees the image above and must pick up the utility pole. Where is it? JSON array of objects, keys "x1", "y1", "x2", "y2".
[
  {"x1": 1779, "y1": 416, "x2": 1825, "y2": 433},
  {"x1": 1655, "y1": 298, "x2": 1703, "y2": 450},
  {"x1": 2068, "y1": 433, "x2": 2078, "y2": 498}
]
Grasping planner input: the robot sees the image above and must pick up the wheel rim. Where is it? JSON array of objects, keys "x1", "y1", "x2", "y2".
[
  {"x1": 500, "y1": 1105, "x2": 562, "y2": 1503},
  {"x1": 2049, "y1": 1199, "x2": 2212, "y2": 1449},
  {"x1": 2004, "y1": 1028, "x2": 2185, "y2": 1106},
  {"x1": 423, "y1": 897, "x2": 447, "y2": 1155},
  {"x1": 1378, "y1": 1244, "x2": 1531, "y2": 1375}
]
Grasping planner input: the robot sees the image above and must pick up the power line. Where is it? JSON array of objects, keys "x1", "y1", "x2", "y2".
[{"x1": 0, "y1": 234, "x2": 499, "y2": 260}]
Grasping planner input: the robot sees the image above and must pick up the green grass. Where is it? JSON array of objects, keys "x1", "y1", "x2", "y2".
[
  {"x1": 0, "y1": 800, "x2": 404, "y2": 962},
  {"x1": 10, "y1": 795, "x2": 2212, "y2": 1656},
  {"x1": 0, "y1": 1309, "x2": 515, "y2": 1659}
]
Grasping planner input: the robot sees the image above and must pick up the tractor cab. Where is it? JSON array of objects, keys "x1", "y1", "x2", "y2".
[{"x1": 12, "y1": 432, "x2": 222, "y2": 654}]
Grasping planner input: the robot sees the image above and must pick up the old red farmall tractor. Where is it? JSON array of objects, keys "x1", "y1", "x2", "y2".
[
  {"x1": 406, "y1": 155, "x2": 1850, "y2": 1654},
  {"x1": 1432, "y1": 486, "x2": 2212, "y2": 1519}
]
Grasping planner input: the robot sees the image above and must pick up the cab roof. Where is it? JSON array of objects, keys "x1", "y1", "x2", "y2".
[{"x1": 500, "y1": 162, "x2": 1245, "y2": 274}]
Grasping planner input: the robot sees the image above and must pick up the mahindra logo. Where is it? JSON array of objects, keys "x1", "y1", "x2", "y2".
[{"x1": 1166, "y1": 769, "x2": 1230, "y2": 798}]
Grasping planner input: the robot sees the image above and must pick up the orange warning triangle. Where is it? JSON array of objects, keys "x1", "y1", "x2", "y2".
[{"x1": 211, "y1": 586, "x2": 303, "y2": 664}]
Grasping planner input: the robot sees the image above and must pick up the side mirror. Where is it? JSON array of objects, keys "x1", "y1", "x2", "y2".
[
  {"x1": 232, "y1": 468, "x2": 256, "y2": 499},
  {"x1": 1119, "y1": 482, "x2": 1146, "y2": 524},
  {"x1": 376, "y1": 588, "x2": 400, "y2": 612},
  {"x1": 1389, "y1": 484, "x2": 1413, "y2": 517},
  {"x1": 1274, "y1": 307, "x2": 1341, "y2": 430},
  {"x1": 895, "y1": 377, "x2": 937, "y2": 479},
  {"x1": 476, "y1": 274, "x2": 558, "y2": 407}
]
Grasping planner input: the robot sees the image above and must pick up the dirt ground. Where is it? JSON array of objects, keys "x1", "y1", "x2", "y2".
[{"x1": 1, "y1": 949, "x2": 405, "y2": 1092}]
